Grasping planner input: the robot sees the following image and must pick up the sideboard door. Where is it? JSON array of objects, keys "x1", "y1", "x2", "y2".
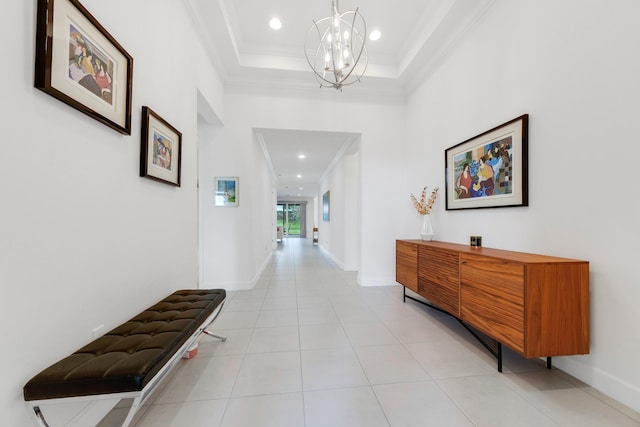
[
  {"x1": 460, "y1": 253, "x2": 525, "y2": 354},
  {"x1": 396, "y1": 241, "x2": 418, "y2": 292}
]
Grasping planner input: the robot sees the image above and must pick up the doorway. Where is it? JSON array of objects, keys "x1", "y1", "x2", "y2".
[{"x1": 277, "y1": 203, "x2": 306, "y2": 237}]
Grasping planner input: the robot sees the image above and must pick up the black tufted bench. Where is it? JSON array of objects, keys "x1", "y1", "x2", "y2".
[{"x1": 23, "y1": 289, "x2": 226, "y2": 427}]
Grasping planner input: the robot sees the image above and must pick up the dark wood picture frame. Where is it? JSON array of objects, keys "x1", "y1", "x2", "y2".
[
  {"x1": 35, "y1": 0, "x2": 133, "y2": 134},
  {"x1": 445, "y1": 114, "x2": 529, "y2": 210},
  {"x1": 140, "y1": 107, "x2": 182, "y2": 187}
]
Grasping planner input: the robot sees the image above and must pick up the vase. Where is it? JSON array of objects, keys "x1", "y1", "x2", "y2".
[{"x1": 420, "y1": 215, "x2": 434, "y2": 241}]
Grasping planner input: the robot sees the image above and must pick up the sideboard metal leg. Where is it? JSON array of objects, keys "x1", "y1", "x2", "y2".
[
  {"x1": 547, "y1": 357, "x2": 552, "y2": 370},
  {"x1": 405, "y1": 295, "x2": 506, "y2": 373},
  {"x1": 403, "y1": 286, "x2": 406, "y2": 302}
]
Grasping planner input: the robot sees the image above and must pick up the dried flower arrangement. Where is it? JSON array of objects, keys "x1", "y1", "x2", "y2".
[{"x1": 410, "y1": 186, "x2": 439, "y2": 215}]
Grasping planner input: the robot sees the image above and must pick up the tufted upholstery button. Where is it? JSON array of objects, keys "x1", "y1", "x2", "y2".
[{"x1": 24, "y1": 289, "x2": 226, "y2": 401}]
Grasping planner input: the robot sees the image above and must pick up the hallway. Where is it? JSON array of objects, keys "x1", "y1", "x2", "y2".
[{"x1": 104, "y1": 238, "x2": 640, "y2": 426}]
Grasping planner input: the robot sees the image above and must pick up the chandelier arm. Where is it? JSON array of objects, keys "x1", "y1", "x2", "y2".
[
  {"x1": 328, "y1": 24, "x2": 340, "y2": 85},
  {"x1": 336, "y1": 9, "x2": 366, "y2": 85},
  {"x1": 305, "y1": 20, "x2": 339, "y2": 87}
]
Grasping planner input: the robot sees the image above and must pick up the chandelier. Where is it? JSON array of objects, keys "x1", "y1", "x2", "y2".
[{"x1": 304, "y1": 0, "x2": 368, "y2": 91}]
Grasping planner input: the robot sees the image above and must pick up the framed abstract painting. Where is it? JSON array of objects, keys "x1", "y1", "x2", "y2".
[
  {"x1": 34, "y1": 0, "x2": 133, "y2": 134},
  {"x1": 445, "y1": 114, "x2": 528, "y2": 210},
  {"x1": 140, "y1": 107, "x2": 182, "y2": 186}
]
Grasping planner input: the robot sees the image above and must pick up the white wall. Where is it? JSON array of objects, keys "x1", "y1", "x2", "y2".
[
  {"x1": 318, "y1": 147, "x2": 361, "y2": 272},
  {"x1": 358, "y1": 114, "x2": 410, "y2": 285},
  {"x1": 319, "y1": 163, "x2": 346, "y2": 267},
  {"x1": 216, "y1": 89, "x2": 405, "y2": 285},
  {"x1": 305, "y1": 199, "x2": 315, "y2": 238},
  {"x1": 197, "y1": 85, "x2": 408, "y2": 292},
  {"x1": 251, "y1": 132, "x2": 276, "y2": 277},
  {"x1": 402, "y1": 0, "x2": 640, "y2": 412},
  {"x1": 343, "y1": 149, "x2": 361, "y2": 271},
  {"x1": 0, "y1": 0, "x2": 223, "y2": 424},
  {"x1": 198, "y1": 125, "x2": 274, "y2": 290}
]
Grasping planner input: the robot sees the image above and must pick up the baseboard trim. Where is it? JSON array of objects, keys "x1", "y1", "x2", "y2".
[
  {"x1": 359, "y1": 277, "x2": 397, "y2": 287},
  {"x1": 200, "y1": 250, "x2": 273, "y2": 291},
  {"x1": 554, "y1": 357, "x2": 640, "y2": 414}
]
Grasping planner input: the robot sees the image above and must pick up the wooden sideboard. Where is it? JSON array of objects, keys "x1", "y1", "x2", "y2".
[{"x1": 396, "y1": 240, "x2": 589, "y2": 369}]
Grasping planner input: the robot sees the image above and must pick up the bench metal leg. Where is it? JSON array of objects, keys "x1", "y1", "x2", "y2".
[
  {"x1": 31, "y1": 406, "x2": 50, "y2": 427},
  {"x1": 202, "y1": 330, "x2": 227, "y2": 341},
  {"x1": 200, "y1": 300, "x2": 226, "y2": 341},
  {"x1": 28, "y1": 397, "x2": 123, "y2": 427},
  {"x1": 120, "y1": 396, "x2": 142, "y2": 427}
]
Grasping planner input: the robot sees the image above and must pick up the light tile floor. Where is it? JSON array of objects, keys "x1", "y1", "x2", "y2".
[{"x1": 102, "y1": 238, "x2": 640, "y2": 427}]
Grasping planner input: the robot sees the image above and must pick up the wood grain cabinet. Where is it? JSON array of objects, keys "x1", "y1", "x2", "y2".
[
  {"x1": 396, "y1": 240, "x2": 590, "y2": 362},
  {"x1": 418, "y1": 245, "x2": 460, "y2": 317},
  {"x1": 396, "y1": 240, "x2": 418, "y2": 293}
]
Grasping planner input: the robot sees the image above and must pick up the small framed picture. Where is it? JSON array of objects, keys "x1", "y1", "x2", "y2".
[
  {"x1": 445, "y1": 114, "x2": 528, "y2": 210},
  {"x1": 214, "y1": 177, "x2": 239, "y2": 207},
  {"x1": 34, "y1": 0, "x2": 133, "y2": 134},
  {"x1": 140, "y1": 107, "x2": 182, "y2": 186}
]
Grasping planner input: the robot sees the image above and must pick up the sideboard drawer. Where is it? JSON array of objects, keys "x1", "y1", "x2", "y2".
[{"x1": 419, "y1": 246, "x2": 460, "y2": 316}]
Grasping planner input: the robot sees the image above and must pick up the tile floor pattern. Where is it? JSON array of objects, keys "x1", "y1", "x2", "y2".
[{"x1": 101, "y1": 238, "x2": 640, "y2": 427}]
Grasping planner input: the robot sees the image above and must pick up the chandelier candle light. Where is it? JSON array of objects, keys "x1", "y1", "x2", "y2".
[
  {"x1": 410, "y1": 186, "x2": 439, "y2": 241},
  {"x1": 305, "y1": 0, "x2": 368, "y2": 90}
]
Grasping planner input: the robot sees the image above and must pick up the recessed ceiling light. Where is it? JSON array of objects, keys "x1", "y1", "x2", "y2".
[
  {"x1": 269, "y1": 17, "x2": 282, "y2": 30},
  {"x1": 369, "y1": 29, "x2": 381, "y2": 41},
  {"x1": 299, "y1": 187, "x2": 303, "y2": 190},
  {"x1": 296, "y1": 174, "x2": 302, "y2": 178},
  {"x1": 298, "y1": 154, "x2": 306, "y2": 159}
]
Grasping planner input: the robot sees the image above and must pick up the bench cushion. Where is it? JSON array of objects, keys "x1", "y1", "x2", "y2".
[{"x1": 24, "y1": 289, "x2": 225, "y2": 401}]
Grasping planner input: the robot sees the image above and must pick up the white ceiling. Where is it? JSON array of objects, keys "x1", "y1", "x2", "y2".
[
  {"x1": 186, "y1": 0, "x2": 495, "y2": 198},
  {"x1": 256, "y1": 129, "x2": 359, "y2": 199}
]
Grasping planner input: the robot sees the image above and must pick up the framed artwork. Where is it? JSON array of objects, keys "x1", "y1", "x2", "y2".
[
  {"x1": 445, "y1": 114, "x2": 528, "y2": 210},
  {"x1": 214, "y1": 177, "x2": 239, "y2": 207},
  {"x1": 140, "y1": 107, "x2": 182, "y2": 186},
  {"x1": 322, "y1": 191, "x2": 330, "y2": 221},
  {"x1": 34, "y1": 0, "x2": 133, "y2": 134}
]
